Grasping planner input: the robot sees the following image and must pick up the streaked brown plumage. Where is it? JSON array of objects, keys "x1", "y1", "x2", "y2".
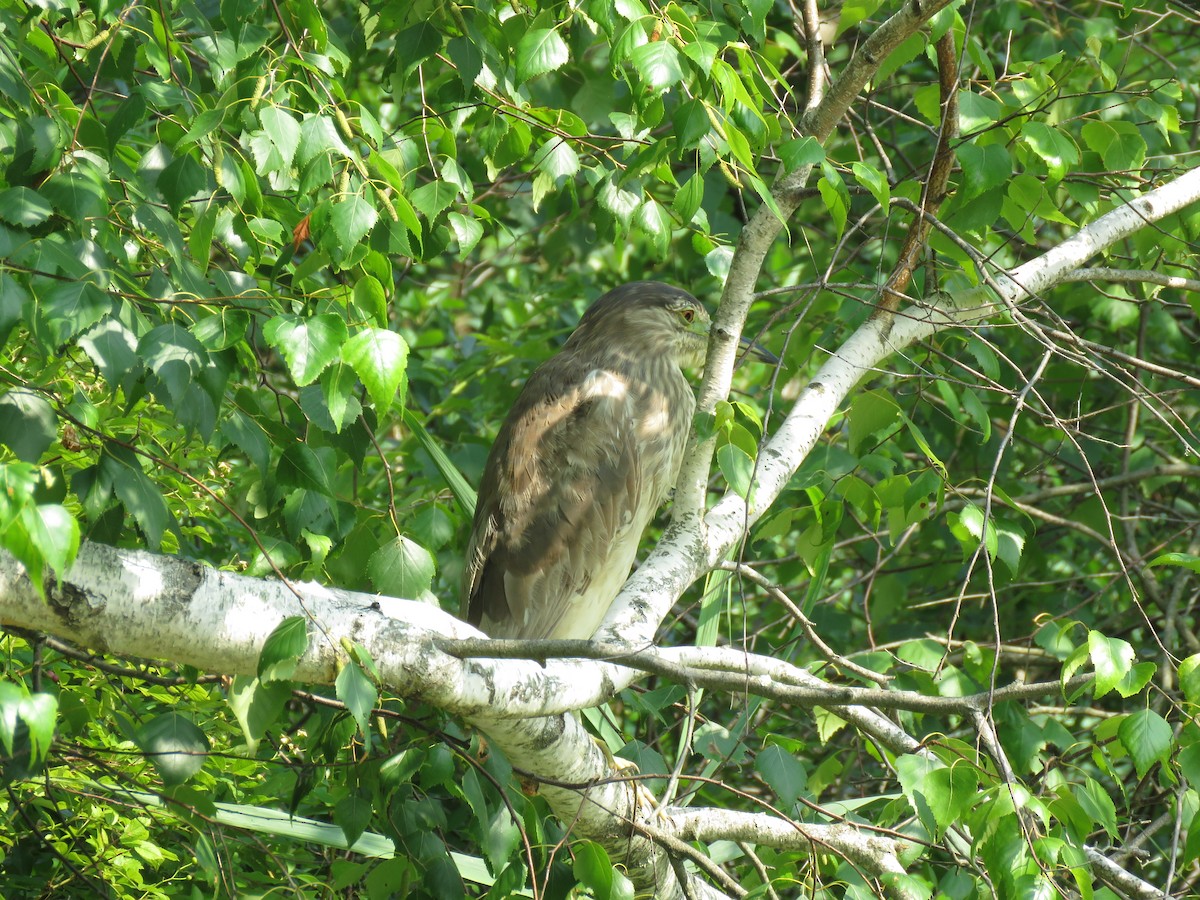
[{"x1": 462, "y1": 282, "x2": 710, "y2": 640}]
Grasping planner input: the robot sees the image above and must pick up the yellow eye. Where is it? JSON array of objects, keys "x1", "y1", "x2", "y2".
[{"x1": 681, "y1": 308, "x2": 695, "y2": 323}]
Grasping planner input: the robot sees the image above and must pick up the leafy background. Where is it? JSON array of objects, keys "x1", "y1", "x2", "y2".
[{"x1": 2, "y1": 0, "x2": 1200, "y2": 896}]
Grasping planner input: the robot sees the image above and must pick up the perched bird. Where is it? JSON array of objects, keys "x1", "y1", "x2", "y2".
[{"x1": 462, "y1": 281, "x2": 771, "y2": 641}]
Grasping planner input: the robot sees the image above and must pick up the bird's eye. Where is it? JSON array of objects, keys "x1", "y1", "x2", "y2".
[{"x1": 681, "y1": 308, "x2": 695, "y2": 322}]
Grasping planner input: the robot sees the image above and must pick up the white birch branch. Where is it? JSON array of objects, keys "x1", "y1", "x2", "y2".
[{"x1": 601, "y1": 163, "x2": 1200, "y2": 653}]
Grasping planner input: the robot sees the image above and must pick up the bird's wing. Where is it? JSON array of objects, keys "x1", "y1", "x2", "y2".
[{"x1": 463, "y1": 359, "x2": 678, "y2": 639}]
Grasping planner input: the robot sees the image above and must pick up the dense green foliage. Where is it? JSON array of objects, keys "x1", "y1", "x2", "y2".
[{"x1": 2, "y1": 0, "x2": 1200, "y2": 896}]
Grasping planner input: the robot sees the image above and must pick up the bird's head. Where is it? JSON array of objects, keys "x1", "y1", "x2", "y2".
[{"x1": 570, "y1": 281, "x2": 775, "y2": 370}]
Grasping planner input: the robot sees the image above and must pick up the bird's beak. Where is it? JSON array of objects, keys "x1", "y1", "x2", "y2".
[{"x1": 738, "y1": 333, "x2": 779, "y2": 365}]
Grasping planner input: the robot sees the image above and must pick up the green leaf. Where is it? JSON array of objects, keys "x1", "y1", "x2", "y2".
[
  {"x1": 1021, "y1": 122, "x2": 1080, "y2": 183},
  {"x1": 1184, "y1": 808, "x2": 1200, "y2": 869},
  {"x1": 950, "y1": 504, "x2": 997, "y2": 564},
  {"x1": 410, "y1": 180, "x2": 458, "y2": 220},
  {"x1": 263, "y1": 314, "x2": 347, "y2": 386},
  {"x1": 40, "y1": 168, "x2": 109, "y2": 220},
  {"x1": 0, "y1": 390, "x2": 57, "y2": 462},
  {"x1": 0, "y1": 682, "x2": 22, "y2": 756},
  {"x1": 1074, "y1": 777, "x2": 1118, "y2": 839},
  {"x1": 394, "y1": 21, "x2": 444, "y2": 79},
  {"x1": 159, "y1": 154, "x2": 207, "y2": 213},
  {"x1": 139, "y1": 323, "x2": 208, "y2": 404},
  {"x1": 335, "y1": 793, "x2": 374, "y2": 847},
  {"x1": 297, "y1": 115, "x2": 350, "y2": 166},
  {"x1": 637, "y1": 198, "x2": 670, "y2": 259},
  {"x1": 276, "y1": 443, "x2": 334, "y2": 496},
  {"x1": 137, "y1": 712, "x2": 210, "y2": 785},
  {"x1": 598, "y1": 179, "x2": 640, "y2": 228},
  {"x1": 17, "y1": 692, "x2": 57, "y2": 765},
  {"x1": 402, "y1": 407, "x2": 476, "y2": 517},
  {"x1": 316, "y1": 362, "x2": 361, "y2": 433},
  {"x1": 957, "y1": 90, "x2": 1003, "y2": 133},
  {"x1": 1118, "y1": 709, "x2": 1171, "y2": 779},
  {"x1": 259, "y1": 106, "x2": 302, "y2": 169},
  {"x1": 2, "y1": 497, "x2": 79, "y2": 591},
  {"x1": 100, "y1": 445, "x2": 171, "y2": 549},
  {"x1": 848, "y1": 389, "x2": 900, "y2": 454},
  {"x1": 329, "y1": 195, "x2": 378, "y2": 247},
  {"x1": 368, "y1": 535, "x2": 436, "y2": 599},
  {"x1": 352, "y1": 275, "x2": 388, "y2": 327},
  {"x1": 192, "y1": 308, "x2": 250, "y2": 351},
  {"x1": 850, "y1": 161, "x2": 890, "y2": 210},
  {"x1": 83, "y1": 783, "x2": 395, "y2": 857},
  {"x1": 995, "y1": 519, "x2": 1026, "y2": 576},
  {"x1": 537, "y1": 138, "x2": 580, "y2": 180},
  {"x1": 1147, "y1": 552, "x2": 1200, "y2": 573},
  {"x1": 0, "y1": 272, "x2": 28, "y2": 349},
  {"x1": 342, "y1": 327, "x2": 409, "y2": 416},
  {"x1": 672, "y1": 174, "x2": 704, "y2": 223},
  {"x1": 335, "y1": 662, "x2": 377, "y2": 736},
  {"x1": 717, "y1": 442, "x2": 753, "y2": 498},
  {"x1": 572, "y1": 841, "x2": 633, "y2": 900},
  {"x1": 516, "y1": 28, "x2": 569, "y2": 83},
  {"x1": 1081, "y1": 120, "x2": 1146, "y2": 172},
  {"x1": 1088, "y1": 631, "x2": 1135, "y2": 699},
  {"x1": 924, "y1": 763, "x2": 980, "y2": 838},
  {"x1": 894, "y1": 753, "x2": 939, "y2": 835},
  {"x1": 755, "y1": 744, "x2": 806, "y2": 809},
  {"x1": 227, "y1": 675, "x2": 292, "y2": 745},
  {"x1": 876, "y1": 31, "x2": 925, "y2": 84},
  {"x1": 259, "y1": 616, "x2": 309, "y2": 682},
  {"x1": 722, "y1": 122, "x2": 754, "y2": 171},
  {"x1": 40, "y1": 279, "x2": 112, "y2": 345},
  {"x1": 447, "y1": 211, "x2": 483, "y2": 257},
  {"x1": 0, "y1": 186, "x2": 54, "y2": 226},
  {"x1": 817, "y1": 163, "x2": 848, "y2": 239},
  {"x1": 447, "y1": 35, "x2": 483, "y2": 88},
  {"x1": 489, "y1": 119, "x2": 533, "y2": 169},
  {"x1": 672, "y1": 99, "x2": 710, "y2": 148},
  {"x1": 705, "y1": 245, "x2": 733, "y2": 281},
  {"x1": 220, "y1": 409, "x2": 271, "y2": 473},
  {"x1": 188, "y1": 203, "x2": 218, "y2": 268},
  {"x1": 1180, "y1": 653, "x2": 1200, "y2": 704},
  {"x1": 629, "y1": 41, "x2": 683, "y2": 92},
  {"x1": 778, "y1": 136, "x2": 825, "y2": 171},
  {"x1": 956, "y1": 143, "x2": 1012, "y2": 199},
  {"x1": 1115, "y1": 661, "x2": 1156, "y2": 698},
  {"x1": 20, "y1": 503, "x2": 79, "y2": 580},
  {"x1": 484, "y1": 806, "x2": 522, "y2": 878}
]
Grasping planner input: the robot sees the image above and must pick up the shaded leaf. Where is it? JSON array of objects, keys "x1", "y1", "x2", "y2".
[
  {"x1": 0, "y1": 390, "x2": 56, "y2": 462},
  {"x1": 138, "y1": 712, "x2": 209, "y2": 785},
  {"x1": 335, "y1": 661, "x2": 377, "y2": 736},
  {"x1": 259, "y1": 616, "x2": 309, "y2": 682},
  {"x1": 276, "y1": 443, "x2": 334, "y2": 496}
]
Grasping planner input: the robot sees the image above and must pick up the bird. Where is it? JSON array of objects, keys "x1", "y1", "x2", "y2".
[{"x1": 461, "y1": 281, "x2": 772, "y2": 641}]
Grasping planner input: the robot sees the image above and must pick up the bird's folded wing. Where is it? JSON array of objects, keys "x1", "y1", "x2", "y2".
[{"x1": 464, "y1": 362, "x2": 665, "y2": 639}]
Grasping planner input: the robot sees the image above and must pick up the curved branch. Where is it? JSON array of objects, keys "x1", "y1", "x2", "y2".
[
  {"x1": 1058, "y1": 266, "x2": 1200, "y2": 292},
  {"x1": 665, "y1": 808, "x2": 912, "y2": 888},
  {"x1": 605, "y1": 163, "x2": 1200, "y2": 652}
]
